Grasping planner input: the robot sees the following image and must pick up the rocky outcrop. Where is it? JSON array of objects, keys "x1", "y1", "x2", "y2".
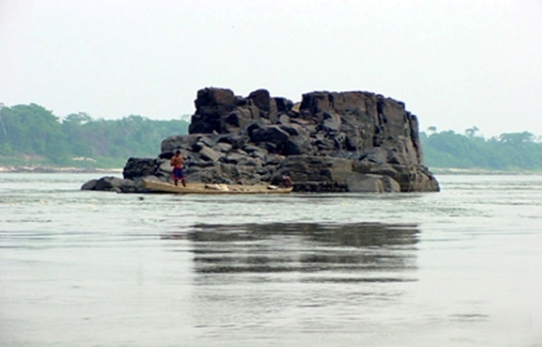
[
  {"x1": 81, "y1": 176, "x2": 138, "y2": 193},
  {"x1": 82, "y1": 87, "x2": 439, "y2": 193}
]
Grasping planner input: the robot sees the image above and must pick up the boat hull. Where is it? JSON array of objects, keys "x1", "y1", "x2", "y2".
[{"x1": 142, "y1": 179, "x2": 293, "y2": 195}]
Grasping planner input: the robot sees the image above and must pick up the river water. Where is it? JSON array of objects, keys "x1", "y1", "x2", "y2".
[{"x1": 1, "y1": 173, "x2": 541, "y2": 347}]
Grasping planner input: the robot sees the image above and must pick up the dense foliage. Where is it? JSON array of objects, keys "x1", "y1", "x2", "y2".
[
  {"x1": 1, "y1": 103, "x2": 541, "y2": 171},
  {"x1": 0, "y1": 103, "x2": 189, "y2": 168},
  {"x1": 421, "y1": 128, "x2": 542, "y2": 171}
]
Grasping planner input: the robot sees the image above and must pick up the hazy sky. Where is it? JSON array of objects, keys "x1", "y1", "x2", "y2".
[{"x1": 1, "y1": 0, "x2": 541, "y2": 137}]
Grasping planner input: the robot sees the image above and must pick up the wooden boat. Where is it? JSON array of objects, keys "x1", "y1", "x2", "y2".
[{"x1": 142, "y1": 179, "x2": 293, "y2": 195}]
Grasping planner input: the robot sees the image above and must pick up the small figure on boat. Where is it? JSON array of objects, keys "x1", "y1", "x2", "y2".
[
  {"x1": 281, "y1": 175, "x2": 292, "y2": 188},
  {"x1": 170, "y1": 150, "x2": 186, "y2": 187}
]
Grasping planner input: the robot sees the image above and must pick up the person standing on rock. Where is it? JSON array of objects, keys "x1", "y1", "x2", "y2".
[{"x1": 170, "y1": 150, "x2": 186, "y2": 187}]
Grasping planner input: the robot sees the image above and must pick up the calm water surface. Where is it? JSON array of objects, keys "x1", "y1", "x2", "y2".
[{"x1": 1, "y1": 173, "x2": 541, "y2": 347}]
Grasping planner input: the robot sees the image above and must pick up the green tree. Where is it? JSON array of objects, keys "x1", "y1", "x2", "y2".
[
  {"x1": 421, "y1": 129, "x2": 542, "y2": 171},
  {"x1": 464, "y1": 126, "x2": 480, "y2": 138},
  {"x1": 0, "y1": 103, "x2": 190, "y2": 168},
  {"x1": 499, "y1": 131, "x2": 534, "y2": 143},
  {"x1": 0, "y1": 104, "x2": 69, "y2": 163}
]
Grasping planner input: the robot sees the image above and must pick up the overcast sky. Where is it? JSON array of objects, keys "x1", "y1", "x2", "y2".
[{"x1": 1, "y1": 0, "x2": 541, "y2": 137}]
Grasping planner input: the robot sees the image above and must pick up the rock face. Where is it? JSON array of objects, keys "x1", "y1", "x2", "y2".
[
  {"x1": 81, "y1": 176, "x2": 138, "y2": 193},
  {"x1": 82, "y1": 87, "x2": 439, "y2": 193}
]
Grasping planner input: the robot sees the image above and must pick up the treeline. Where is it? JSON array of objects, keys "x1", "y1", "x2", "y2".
[
  {"x1": 421, "y1": 128, "x2": 542, "y2": 171},
  {"x1": 0, "y1": 103, "x2": 189, "y2": 167},
  {"x1": 1, "y1": 103, "x2": 541, "y2": 171}
]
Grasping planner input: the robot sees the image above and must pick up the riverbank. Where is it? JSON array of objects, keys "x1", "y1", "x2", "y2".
[
  {"x1": 0, "y1": 166, "x2": 122, "y2": 174},
  {"x1": 1, "y1": 165, "x2": 541, "y2": 175},
  {"x1": 429, "y1": 167, "x2": 542, "y2": 175}
]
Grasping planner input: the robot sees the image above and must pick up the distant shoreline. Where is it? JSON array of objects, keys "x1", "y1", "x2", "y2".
[
  {"x1": 0, "y1": 166, "x2": 122, "y2": 174},
  {"x1": 429, "y1": 168, "x2": 542, "y2": 175},
  {"x1": 1, "y1": 165, "x2": 540, "y2": 176}
]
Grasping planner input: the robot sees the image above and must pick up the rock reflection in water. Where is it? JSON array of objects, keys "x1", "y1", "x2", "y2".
[{"x1": 183, "y1": 222, "x2": 419, "y2": 283}]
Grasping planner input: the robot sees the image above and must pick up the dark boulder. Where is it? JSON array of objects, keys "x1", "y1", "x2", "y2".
[
  {"x1": 199, "y1": 146, "x2": 223, "y2": 162},
  {"x1": 223, "y1": 108, "x2": 254, "y2": 133},
  {"x1": 123, "y1": 158, "x2": 156, "y2": 180},
  {"x1": 81, "y1": 176, "x2": 138, "y2": 193},
  {"x1": 345, "y1": 173, "x2": 401, "y2": 193},
  {"x1": 158, "y1": 151, "x2": 174, "y2": 160},
  {"x1": 274, "y1": 97, "x2": 294, "y2": 113},
  {"x1": 283, "y1": 136, "x2": 311, "y2": 155},
  {"x1": 161, "y1": 134, "x2": 202, "y2": 153},
  {"x1": 189, "y1": 88, "x2": 236, "y2": 134},
  {"x1": 250, "y1": 125, "x2": 290, "y2": 149},
  {"x1": 248, "y1": 89, "x2": 278, "y2": 123},
  {"x1": 81, "y1": 179, "x2": 98, "y2": 190}
]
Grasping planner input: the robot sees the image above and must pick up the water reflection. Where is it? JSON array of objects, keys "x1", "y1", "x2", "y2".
[{"x1": 167, "y1": 222, "x2": 420, "y2": 283}]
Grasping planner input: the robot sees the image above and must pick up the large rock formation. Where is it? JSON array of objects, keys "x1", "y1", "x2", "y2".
[{"x1": 82, "y1": 87, "x2": 439, "y2": 193}]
